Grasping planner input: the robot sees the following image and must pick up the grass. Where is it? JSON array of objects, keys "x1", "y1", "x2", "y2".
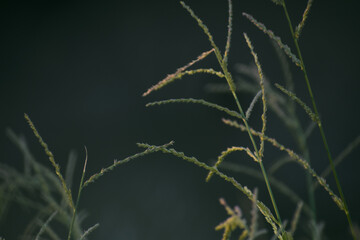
[
  {"x1": 1, "y1": 0, "x2": 359, "y2": 239},
  {"x1": 142, "y1": 0, "x2": 359, "y2": 238}
]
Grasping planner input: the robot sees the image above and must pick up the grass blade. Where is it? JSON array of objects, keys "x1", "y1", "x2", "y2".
[
  {"x1": 315, "y1": 135, "x2": 360, "y2": 189},
  {"x1": 290, "y1": 201, "x2": 303, "y2": 235},
  {"x1": 79, "y1": 223, "x2": 100, "y2": 240},
  {"x1": 35, "y1": 211, "x2": 58, "y2": 240},
  {"x1": 67, "y1": 147, "x2": 88, "y2": 240},
  {"x1": 245, "y1": 90, "x2": 262, "y2": 120}
]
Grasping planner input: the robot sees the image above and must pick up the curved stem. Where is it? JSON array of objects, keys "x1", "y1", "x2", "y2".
[{"x1": 282, "y1": 2, "x2": 355, "y2": 239}]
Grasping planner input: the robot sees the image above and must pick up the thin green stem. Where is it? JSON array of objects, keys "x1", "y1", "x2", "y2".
[
  {"x1": 228, "y1": 71, "x2": 283, "y2": 227},
  {"x1": 274, "y1": 38, "x2": 317, "y2": 229},
  {"x1": 259, "y1": 160, "x2": 282, "y2": 223},
  {"x1": 282, "y1": 2, "x2": 355, "y2": 239},
  {"x1": 67, "y1": 148, "x2": 88, "y2": 240}
]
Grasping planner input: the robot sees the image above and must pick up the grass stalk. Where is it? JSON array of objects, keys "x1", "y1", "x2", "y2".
[
  {"x1": 232, "y1": 92, "x2": 282, "y2": 226},
  {"x1": 67, "y1": 147, "x2": 88, "y2": 240},
  {"x1": 24, "y1": 114, "x2": 74, "y2": 211},
  {"x1": 281, "y1": 1, "x2": 355, "y2": 238},
  {"x1": 180, "y1": 1, "x2": 283, "y2": 228},
  {"x1": 228, "y1": 43, "x2": 284, "y2": 229}
]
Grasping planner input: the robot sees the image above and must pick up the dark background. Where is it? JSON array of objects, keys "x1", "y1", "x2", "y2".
[{"x1": 1, "y1": 0, "x2": 359, "y2": 239}]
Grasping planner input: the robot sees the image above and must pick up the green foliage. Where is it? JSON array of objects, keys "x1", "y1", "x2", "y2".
[
  {"x1": 142, "y1": 0, "x2": 358, "y2": 239},
  {"x1": 1, "y1": 0, "x2": 359, "y2": 239},
  {"x1": 2, "y1": 129, "x2": 84, "y2": 239},
  {"x1": 1, "y1": 120, "x2": 167, "y2": 239}
]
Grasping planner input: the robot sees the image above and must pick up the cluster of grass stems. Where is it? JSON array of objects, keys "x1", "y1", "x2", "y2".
[{"x1": 1, "y1": 0, "x2": 359, "y2": 239}]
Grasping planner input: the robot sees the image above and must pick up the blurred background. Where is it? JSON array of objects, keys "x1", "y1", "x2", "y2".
[{"x1": 1, "y1": 0, "x2": 359, "y2": 239}]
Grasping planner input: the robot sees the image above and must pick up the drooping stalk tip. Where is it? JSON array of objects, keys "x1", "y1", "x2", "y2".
[
  {"x1": 24, "y1": 113, "x2": 75, "y2": 211},
  {"x1": 242, "y1": 12, "x2": 302, "y2": 69}
]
